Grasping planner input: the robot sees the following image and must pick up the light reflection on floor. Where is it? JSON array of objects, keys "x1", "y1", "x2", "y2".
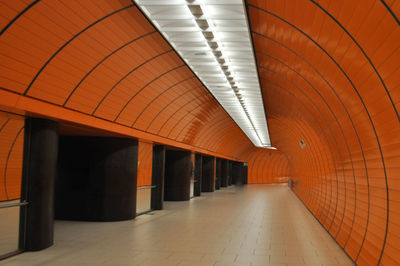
[{"x1": 0, "y1": 184, "x2": 354, "y2": 266}]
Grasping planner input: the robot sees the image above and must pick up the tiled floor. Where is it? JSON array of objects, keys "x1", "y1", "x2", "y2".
[
  {"x1": 1, "y1": 184, "x2": 354, "y2": 266},
  {"x1": 0, "y1": 203, "x2": 19, "y2": 256}
]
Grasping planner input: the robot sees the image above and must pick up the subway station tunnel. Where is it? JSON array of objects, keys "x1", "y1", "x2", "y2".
[{"x1": 0, "y1": 0, "x2": 399, "y2": 265}]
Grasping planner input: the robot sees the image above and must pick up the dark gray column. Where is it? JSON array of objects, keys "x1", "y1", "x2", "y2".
[
  {"x1": 215, "y1": 158, "x2": 221, "y2": 190},
  {"x1": 232, "y1": 161, "x2": 241, "y2": 185},
  {"x1": 232, "y1": 161, "x2": 247, "y2": 185},
  {"x1": 164, "y1": 150, "x2": 191, "y2": 201},
  {"x1": 221, "y1": 159, "x2": 228, "y2": 187},
  {"x1": 201, "y1": 156, "x2": 215, "y2": 192},
  {"x1": 151, "y1": 145, "x2": 165, "y2": 210},
  {"x1": 228, "y1": 160, "x2": 232, "y2": 186},
  {"x1": 243, "y1": 163, "x2": 248, "y2": 184},
  {"x1": 194, "y1": 154, "x2": 202, "y2": 196},
  {"x1": 55, "y1": 136, "x2": 138, "y2": 221},
  {"x1": 21, "y1": 117, "x2": 58, "y2": 251}
]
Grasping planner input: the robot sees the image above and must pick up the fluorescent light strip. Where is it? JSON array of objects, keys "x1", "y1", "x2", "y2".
[{"x1": 135, "y1": 0, "x2": 272, "y2": 148}]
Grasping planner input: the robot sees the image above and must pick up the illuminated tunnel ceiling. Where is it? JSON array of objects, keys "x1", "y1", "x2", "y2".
[
  {"x1": 134, "y1": 0, "x2": 272, "y2": 148},
  {"x1": 0, "y1": 0, "x2": 400, "y2": 265},
  {"x1": 0, "y1": 0, "x2": 254, "y2": 158}
]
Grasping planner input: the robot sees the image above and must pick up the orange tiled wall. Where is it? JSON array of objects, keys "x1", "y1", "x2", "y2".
[
  {"x1": 137, "y1": 140, "x2": 152, "y2": 187},
  {"x1": 2, "y1": 0, "x2": 400, "y2": 264},
  {"x1": 248, "y1": 0, "x2": 400, "y2": 264},
  {"x1": 240, "y1": 149, "x2": 290, "y2": 184},
  {"x1": 0, "y1": 0, "x2": 253, "y2": 160},
  {"x1": 0, "y1": 111, "x2": 24, "y2": 201}
]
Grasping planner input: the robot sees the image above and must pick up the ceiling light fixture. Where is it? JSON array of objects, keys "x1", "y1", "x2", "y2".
[{"x1": 134, "y1": 0, "x2": 272, "y2": 148}]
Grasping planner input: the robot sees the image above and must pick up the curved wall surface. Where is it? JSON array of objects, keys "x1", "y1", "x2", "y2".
[
  {"x1": 137, "y1": 140, "x2": 152, "y2": 187},
  {"x1": 0, "y1": 0, "x2": 253, "y2": 160},
  {"x1": 0, "y1": 111, "x2": 24, "y2": 201},
  {"x1": 1, "y1": 0, "x2": 400, "y2": 264},
  {"x1": 239, "y1": 148, "x2": 290, "y2": 184},
  {"x1": 248, "y1": 0, "x2": 400, "y2": 264}
]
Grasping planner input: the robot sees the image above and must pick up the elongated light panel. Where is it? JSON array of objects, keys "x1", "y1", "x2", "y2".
[{"x1": 135, "y1": 0, "x2": 271, "y2": 147}]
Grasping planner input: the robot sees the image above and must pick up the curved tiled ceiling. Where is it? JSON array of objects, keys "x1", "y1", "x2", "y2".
[
  {"x1": 135, "y1": 0, "x2": 271, "y2": 148},
  {"x1": 1, "y1": 0, "x2": 400, "y2": 264},
  {"x1": 247, "y1": 0, "x2": 399, "y2": 264},
  {"x1": 0, "y1": 0, "x2": 255, "y2": 158}
]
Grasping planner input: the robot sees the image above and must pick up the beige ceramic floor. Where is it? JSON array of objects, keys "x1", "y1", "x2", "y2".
[
  {"x1": 0, "y1": 203, "x2": 19, "y2": 256},
  {"x1": 1, "y1": 184, "x2": 354, "y2": 266}
]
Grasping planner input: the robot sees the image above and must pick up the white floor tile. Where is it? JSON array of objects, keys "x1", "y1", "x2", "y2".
[{"x1": 0, "y1": 185, "x2": 353, "y2": 266}]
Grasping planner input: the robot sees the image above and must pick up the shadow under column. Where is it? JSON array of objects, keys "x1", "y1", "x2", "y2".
[
  {"x1": 151, "y1": 145, "x2": 165, "y2": 210},
  {"x1": 221, "y1": 159, "x2": 228, "y2": 187},
  {"x1": 194, "y1": 153, "x2": 202, "y2": 197},
  {"x1": 21, "y1": 117, "x2": 59, "y2": 251},
  {"x1": 164, "y1": 149, "x2": 191, "y2": 201},
  {"x1": 215, "y1": 158, "x2": 221, "y2": 190},
  {"x1": 201, "y1": 156, "x2": 215, "y2": 192},
  {"x1": 55, "y1": 136, "x2": 138, "y2": 221}
]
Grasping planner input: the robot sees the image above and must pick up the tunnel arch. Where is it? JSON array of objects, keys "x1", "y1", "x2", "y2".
[
  {"x1": 247, "y1": 0, "x2": 399, "y2": 264},
  {"x1": 0, "y1": 0, "x2": 399, "y2": 264}
]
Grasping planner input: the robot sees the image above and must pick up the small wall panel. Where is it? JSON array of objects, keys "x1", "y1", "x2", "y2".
[{"x1": 0, "y1": 111, "x2": 24, "y2": 202}]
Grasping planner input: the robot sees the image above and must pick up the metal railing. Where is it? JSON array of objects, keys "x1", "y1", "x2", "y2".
[
  {"x1": 0, "y1": 201, "x2": 28, "y2": 209},
  {"x1": 136, "y1": 185, "x2": 156, "y2": 190}
]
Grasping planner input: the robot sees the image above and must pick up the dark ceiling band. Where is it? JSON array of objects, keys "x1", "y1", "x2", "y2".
[
  {"x1": 206, "y1": 120, "x2": 236, "y2": 149},
  {"x1": 166, "y1": 95, "x2": 206, "y2": 138},
  {"x1": 144, "y1": 84, "x2": 203, "y2": 132},
  {"x1": 0, "y1": 119, "x2": 10, "y2": 133},
  {"x1": 3, "y1": 125, "x2": 24, "y2": 200},
  {"x1": 23, "y1": 4, "x2": 135, "y2": 95},
  {"x1": 63, "y1": 31, "x2": 157, "y2": 106},
  {"x1": 114, "y1": 65, "x2": 186, "y2": 122},
  {"x1": 91, "y1": 50, "x2": 174, "y2": 115},
  {"x1": 172, "y1": 95, "x2": 214, "y2": 140},
  {"x1": 380, "y1": 0, "x2": 400, "y2": 25},
  {"x1": 194, "y1": 115, "x2": 231, "y2": 147},
  {"x1": 131, "y1": 77, "x2": 197, "y2": 127},
  {"x1": 310, "y1": 0, "x2": 400, "y2": 125},
  {"x1": 207, "y1": 118, "x2": 241, "y2": 149},
  {"x1": 183, "y1": 107, "x2": 224, "y2": 145},
  {"x1": 0, "y1": 0, "x2": 40, "y2": 36}
]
